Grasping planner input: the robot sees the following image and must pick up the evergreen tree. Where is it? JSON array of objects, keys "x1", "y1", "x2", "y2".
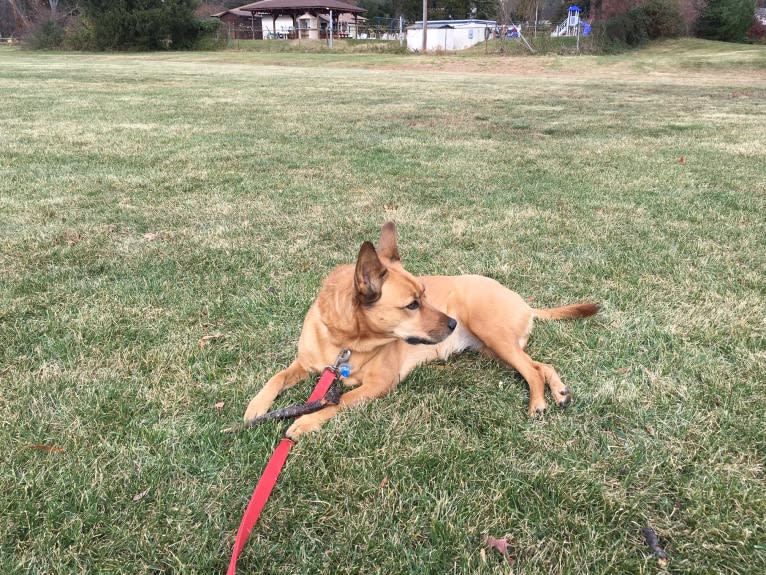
[
  {"x1": 80, "y1": 0, "x2": 200, "y2": 50},
  {"x1": 697, "y1": 0, "x2": 755, "y2": 42}
]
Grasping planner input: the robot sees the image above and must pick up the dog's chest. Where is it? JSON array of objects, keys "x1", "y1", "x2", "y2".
[{"x1": 436, "y1": 323, "x2": 482, "y2": 359}]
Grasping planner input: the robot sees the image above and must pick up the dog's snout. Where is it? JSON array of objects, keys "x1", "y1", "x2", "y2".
[{"x1": 447, "y1": 317, "x2": 457, "y2": 332}]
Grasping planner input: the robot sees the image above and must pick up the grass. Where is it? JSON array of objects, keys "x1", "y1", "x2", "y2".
[{"x1": 1, "y1": 40, "x2": 765, "y2": 574}]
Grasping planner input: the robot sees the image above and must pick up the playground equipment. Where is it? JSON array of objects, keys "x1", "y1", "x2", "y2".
[{"x1": 551, "y1": 6, "x2": 591, "y2": 37}]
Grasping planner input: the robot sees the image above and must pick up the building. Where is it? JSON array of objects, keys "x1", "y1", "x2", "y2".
[
  {"x1": 406, "y1": 20, "x2": 496, "y2": 52},
  {"x1": 236, "y1": 0, "x2": 366, "y2": 40},
  {"x1": 213, "y1": 8, "x2": 263, "y2": 40}
]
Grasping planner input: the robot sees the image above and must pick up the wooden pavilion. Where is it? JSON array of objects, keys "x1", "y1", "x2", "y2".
[{"x1": 237, "y1": 0, "x2": 366, "y2": 40}]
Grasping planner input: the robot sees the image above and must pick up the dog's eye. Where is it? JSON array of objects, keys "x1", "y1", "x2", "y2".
[{"x1": 406, "y1": 300, "x2": 420, "y2": 311}]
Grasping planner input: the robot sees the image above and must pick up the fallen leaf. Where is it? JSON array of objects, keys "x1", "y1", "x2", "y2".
[
  {"x1": 678, "y1": 156, "x2": 686, "y2": 165},
  {"x1": 484, "y1": 534, "x2": 515, "y2": 564},
  {"x1": 133, "y1": 488, "x2": 150, "y2": 502},
  {"x1": 617, "y1": 367, "x2": 631, "y2": 373},
  {"x1": 28, "y1": 444, "x2": 65, "y2": 453},
  {"x1": 198, "y1": 333, "x2": 224, "y2": 348},
  {"x1": 379, "y1": 476, "x2": 389, "y2": 489},
  {"x1": 214, "y1": 401, "x2": 225, "y2": 410}
]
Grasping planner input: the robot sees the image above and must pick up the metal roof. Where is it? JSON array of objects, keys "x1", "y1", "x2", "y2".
[{"x1": 237, "y1": 0, "x2": 366, "y2": 14}]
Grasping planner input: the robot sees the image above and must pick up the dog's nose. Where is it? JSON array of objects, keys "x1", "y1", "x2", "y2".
[{"x1": 447, "y1": 317, "x2": 457, "y2": 331}]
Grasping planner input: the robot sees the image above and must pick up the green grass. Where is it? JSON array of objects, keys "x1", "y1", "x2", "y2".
[{"x1": 1, "y1": 40, "x2": 765, "y2": 574}]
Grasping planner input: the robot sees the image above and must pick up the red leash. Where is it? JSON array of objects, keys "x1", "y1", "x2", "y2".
[{"x1": 226, "y1": 351, "x2": 350, "y2": 575}]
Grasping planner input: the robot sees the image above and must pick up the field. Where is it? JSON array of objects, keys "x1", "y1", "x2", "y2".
[{"x1": 1, "y1": 40, "x2": 765, "y2": 574}]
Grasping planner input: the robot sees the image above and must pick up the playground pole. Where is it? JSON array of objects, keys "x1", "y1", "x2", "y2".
[{"x1": 576, "y1": 14, "x2": 580, "y2": 53}]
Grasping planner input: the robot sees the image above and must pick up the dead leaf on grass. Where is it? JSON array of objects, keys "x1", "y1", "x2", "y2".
[
  {"x1": 483, "y1": 533, "x2": 515, "y2": 564},
  {"x1": 214, "y1": 401, "x2": 225, "y2": 410},
  {"x1": 133, "y1": 488, "x2": 150, "y2": 502},
  {"x1": 198, "y1": 333, "x2": 224, "y2": 348}
]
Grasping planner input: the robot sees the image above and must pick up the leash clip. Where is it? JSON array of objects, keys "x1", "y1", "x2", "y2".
[{"x1": 331, "y1": 348, "x2": 352, "y2": 377}]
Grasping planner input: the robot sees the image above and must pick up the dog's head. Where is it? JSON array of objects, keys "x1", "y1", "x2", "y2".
[{"x1": 353, "y1": 222, "x2": 456, "y2": 345}]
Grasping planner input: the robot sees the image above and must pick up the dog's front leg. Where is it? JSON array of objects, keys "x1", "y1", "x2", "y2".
[
  {"x1": 285, "y1": 377, "x2": 395, "y2": 439},
  {"x1": 244, "y1": 360, "x2": 309, "y2": 422}
]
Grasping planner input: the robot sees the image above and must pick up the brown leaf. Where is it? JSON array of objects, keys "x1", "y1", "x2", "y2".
[
  {"x1": 484, "y1": 534, "x2": 515, "y2": 564},
  {"x1": 617, "y1": 367, "x2": 631, "y2": 373},
  {"x1": 198, "y1": 333, "x2": 224, "y2": 348},
  {"x1": 678, "y1": 156, "x2": 686, "y2": 165},
  {"x1": 379, "y1": 476, "x2": 389, "y2": 489},
  {"x1": 133, "y1": 488, "x2": 150, "y2": 502},
  {"x1": 214, "y1": 401, "x2": 225, "y2": 410}
]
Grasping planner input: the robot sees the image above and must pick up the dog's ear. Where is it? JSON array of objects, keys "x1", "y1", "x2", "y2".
[
  {"x1": 377, "y1": 221, "x2": 400, "y2": 262},
  {"x1": 354, "y1": 241, "x2": 388, "y2": 305}
]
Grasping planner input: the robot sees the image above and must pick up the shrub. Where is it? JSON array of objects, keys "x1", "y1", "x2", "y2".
[
  {"x1": 747, "y1": 19, "x2": 766, "y2": 44},
  {"x1": 642, "y1": 0, "x2": 684, "y2": 39},
  {"x1": 194, "y1": 18, "x2": 226, "y2": 50},
  {"x1": 27, "y1": 19, "x2": 65, "y2": 50},
  {"x1": 595, "y1": 0, "x2": 685, "y2": 51},
  {"x1": 596, "y1": 5, "x2": 650, "y2": 50}
]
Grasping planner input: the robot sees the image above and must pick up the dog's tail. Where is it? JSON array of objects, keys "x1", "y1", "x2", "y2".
[{"x1": 534, "y1": 303, "x2": 599, "y2": 321}]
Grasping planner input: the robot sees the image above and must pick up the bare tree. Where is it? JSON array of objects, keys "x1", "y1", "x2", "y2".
[{"x1": 498, "y1": 0, "x2": 539, "y2": 24}]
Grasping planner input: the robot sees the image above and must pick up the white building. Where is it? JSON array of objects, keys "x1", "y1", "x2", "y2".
[{"x1": 406, "y1": 19, "x2": 496, "y2": 52}]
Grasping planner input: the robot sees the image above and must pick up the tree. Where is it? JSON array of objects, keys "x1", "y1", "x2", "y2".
[
  {"x1": 697, "y1": 0, "x2": 755, "y2": 41},
  {"x1": 80, "y1": 0, "x2": 201, "y2": 50}
]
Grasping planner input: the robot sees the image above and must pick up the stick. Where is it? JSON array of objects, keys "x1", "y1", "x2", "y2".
[{"x1": 223, "y1": 383, "x2": 342, "y2": 433}]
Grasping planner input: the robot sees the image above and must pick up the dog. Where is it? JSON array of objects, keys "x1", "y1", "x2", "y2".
[{"x1": 244, "y1": 222, "x2": 598, "y2": 439}]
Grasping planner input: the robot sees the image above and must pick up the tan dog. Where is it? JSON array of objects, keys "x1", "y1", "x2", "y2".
[{"x1": 245, "y1": 222, "x2": 598, "y2": 438}]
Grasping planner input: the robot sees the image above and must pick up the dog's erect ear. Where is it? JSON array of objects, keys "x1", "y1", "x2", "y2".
[
  {"x1": 377, "y1": 221, "x2": 400, "y2": 262},
  {"x1": 354, "y1": 241, "x2": 388, "y2": 305}
]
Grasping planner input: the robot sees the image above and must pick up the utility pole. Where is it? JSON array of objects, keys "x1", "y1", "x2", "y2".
[{"x1": 421, "y1": 0, "x2": 427, "y2": 52}]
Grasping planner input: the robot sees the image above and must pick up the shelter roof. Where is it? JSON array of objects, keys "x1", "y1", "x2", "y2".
[
  {"x1": 237, "y1": 0, "x2": 366, "y2": 14},
  {"x1": 212, "y1": 9, "x2": 253, "y2": 17}
]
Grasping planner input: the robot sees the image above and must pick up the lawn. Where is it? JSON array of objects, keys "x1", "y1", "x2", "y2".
[{"x1": 1, "y1": 40, "x2": 765, "y2": 574}]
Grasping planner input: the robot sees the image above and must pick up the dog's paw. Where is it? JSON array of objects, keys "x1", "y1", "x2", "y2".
[
  {"x1": 555, "y1": 387, "x2": 572, "y2": 408},
  {"x1": 528, "y1": 400, "x2": 548, "y2": 417},
  {"x1": 243, "y1": 397, "x2": 270, "y2": 422},
  {"x1": 285, "y1": 416, "x2": 322, "y2": 440}
]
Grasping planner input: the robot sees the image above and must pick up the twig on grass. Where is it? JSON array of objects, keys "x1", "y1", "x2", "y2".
[{"x1": 641, "y1": 525, "x2": 668, "y2": 567}]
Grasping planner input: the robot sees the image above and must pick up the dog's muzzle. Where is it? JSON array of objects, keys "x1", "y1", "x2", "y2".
[{"x1": 405, "y1": 316, "x2": 457, "y2": 345}]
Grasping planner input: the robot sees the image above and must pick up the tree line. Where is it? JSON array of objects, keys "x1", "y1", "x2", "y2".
[{"x1": 2, "y1": 0, "x2": 763, "y2": 48}]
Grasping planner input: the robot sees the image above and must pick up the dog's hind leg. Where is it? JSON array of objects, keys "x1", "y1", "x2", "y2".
[
  {"x1": 479, "y1": 332, "x2": 570, "y2": 415},
  {"x1": 244, "y1": 360, "x2": 309, "y2": 422}
]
